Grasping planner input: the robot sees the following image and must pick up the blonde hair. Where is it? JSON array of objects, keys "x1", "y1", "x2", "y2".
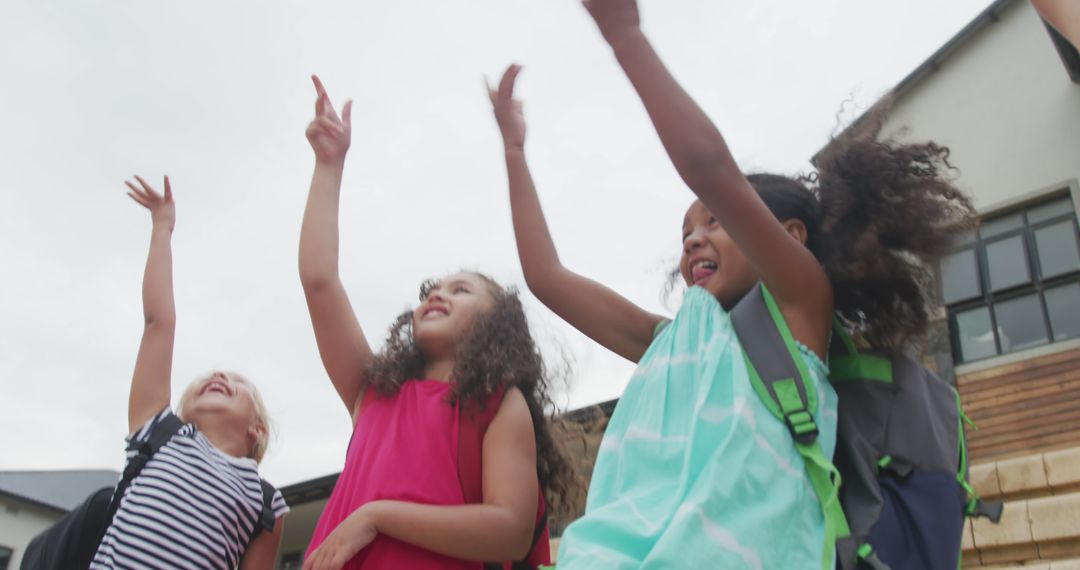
[{"x1": 178, "y1": 371, "x2": 273, "y2": 464}]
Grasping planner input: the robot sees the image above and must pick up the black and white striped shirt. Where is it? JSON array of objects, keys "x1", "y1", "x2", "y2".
[{"x1": 90, "y1": 409, "x2": 289, "y2": 569}]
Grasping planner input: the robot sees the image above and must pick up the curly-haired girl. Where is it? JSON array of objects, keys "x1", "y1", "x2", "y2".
[
  {"x1": 488, "y1": 0, "x2": 976, "y2": 567},
  {"x1": 298, "y1": 76, "x2": 572, "y2": 570}
]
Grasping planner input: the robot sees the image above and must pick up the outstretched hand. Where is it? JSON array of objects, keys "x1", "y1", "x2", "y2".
[
  {"x1": 126, "y1": 175, "x2": 175, "y2": 232},
  {"x1": 487, "y1": 64, "x2": 526, "y2": 151},
  {"x1": 583, "y1": 0, "x2": 642, "y2": 45},
  {"x1": 306, "y1": 75, "x2": 353, "y2": 166}
]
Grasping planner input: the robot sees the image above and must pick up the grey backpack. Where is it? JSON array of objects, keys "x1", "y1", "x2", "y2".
[{"x1": 731, "y1": 284, "x2": 1001, "y2": 570}]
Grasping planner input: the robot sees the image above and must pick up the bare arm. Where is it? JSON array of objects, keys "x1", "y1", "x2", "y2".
[
  {"x1": 303, "y1": 389, "x2": 540, "y2": 568},
  {"x1": 1032, "y1": 0, "x2": 1080, "y2": 50},
  {"x1": 299, "y1": 76, "x2": 374, "y2": 419},
  {"x1": 125, "y1": 175, "x2": 177, "y2": 434},
  {"x1": 239, "y1": 516, "x2": 285, "y2": 570},
  {"x1": 584, "y1": 0, "x2": 832, "y2": 351},
  {"x1": 490, "y1": 65, "x2": 664, "y2": 363}
]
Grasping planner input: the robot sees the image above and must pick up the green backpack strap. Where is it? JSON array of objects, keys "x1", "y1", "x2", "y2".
[
  {"x1": 954, "y1": 391, "x2": 1003, "y2": 523},
  {"x1": 731, "y1": 284, "x2": 851, "y2": 570},
  {"x1": 828, "y1": 319, "x2": 893, "y2": 384}
]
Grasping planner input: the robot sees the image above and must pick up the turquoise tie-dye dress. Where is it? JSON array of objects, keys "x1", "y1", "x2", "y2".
[{"x1": 556, "y1": 286, "x2": 838, "y2": 569}]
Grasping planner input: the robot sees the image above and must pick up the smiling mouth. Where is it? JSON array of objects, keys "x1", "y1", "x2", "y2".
[
  {"x1": 421, "y1": 306, "x2": 449, "y2": 320},
  {"x1": 690, "y1": 259, "x2": 718, "y2": 285},
  {"x1": 199, "y1": 379, "x2": 231, "y2": 397}
]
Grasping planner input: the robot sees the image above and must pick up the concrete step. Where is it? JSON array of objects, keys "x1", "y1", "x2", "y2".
[
  {"x1": 970, "y1": 447, "x2": 1080, "y2": 502},
  {"x1": 962, "y1": 488, "x2": 1080, "y2": 567},
  {"x1": 978, "y1": 557, "x2": 1080, "y2": 569}
]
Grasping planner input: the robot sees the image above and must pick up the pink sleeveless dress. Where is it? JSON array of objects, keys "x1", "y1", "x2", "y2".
[{"x1": 306, "y1": 380, "x2": 481, "y2": 569}]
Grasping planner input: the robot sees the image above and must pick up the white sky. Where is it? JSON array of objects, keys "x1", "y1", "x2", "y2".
[{"x1": 1, "y1": 0, "x2": 993, "y2": 486}]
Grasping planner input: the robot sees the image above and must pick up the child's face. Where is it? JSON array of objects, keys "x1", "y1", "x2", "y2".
[
  {"x1": 412, "y1": 272, "x2": 497, "y2": 358},
  {"x1": 180, "y1": 371, "x2": 264, "y2": 437},
  {"x1": 679, "y1": 200, "x2": 759, "y2": 308}
]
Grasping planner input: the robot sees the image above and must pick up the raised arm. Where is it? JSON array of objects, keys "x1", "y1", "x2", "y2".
[
  {"x1": 489, "y1": 65, "x2": 664, "y2": 363},
  {"x1": 303, "y1": 388, "x2": 540, "y2": 569},
  {"x1": 299, "y1": 75, "x2": 375, "y2": 419},
  {"x1": 583, "y1": 0, "x2": 832, "y2": 347},
  {"x1": 125, "y1": 175, "x2": 177, "y2": 434}
]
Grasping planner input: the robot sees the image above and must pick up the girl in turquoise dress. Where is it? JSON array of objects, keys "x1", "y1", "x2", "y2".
[{"x1": 487, "y1": 1, "x2": 975, "y2": 567}]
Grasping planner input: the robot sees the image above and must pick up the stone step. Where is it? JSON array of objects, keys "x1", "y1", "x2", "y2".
[
  {"x1": 978, "y1": 557, "x2": 1080, "y2": 569},
  {"x1": 970, "y1": 447, "x2": 1080, "y2": 502},
  {"x1": 962, "y1": 489, "x2": 1080, "y2": 567}
]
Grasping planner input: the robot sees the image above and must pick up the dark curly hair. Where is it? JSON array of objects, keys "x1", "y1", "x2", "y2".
[
  {"x1": 668, "y1": 105, "x2": 977, "y2": 351},
  {"x1": 755, "y1": 106, "x2": 977, "y2": 351},
  {"x1": 364, "y1": 271, "x2": 580, "y2": 517}
]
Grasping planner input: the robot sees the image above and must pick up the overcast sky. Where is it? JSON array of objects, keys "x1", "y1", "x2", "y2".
[{"x1": 1, "y1": 0, "x2": 993, "y2": 486}]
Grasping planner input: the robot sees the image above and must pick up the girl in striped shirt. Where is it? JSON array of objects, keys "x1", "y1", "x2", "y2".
[{"x1": 91, "y1": 176, "x2": 289, "y2": 569}]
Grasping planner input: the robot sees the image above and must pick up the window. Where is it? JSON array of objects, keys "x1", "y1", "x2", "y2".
[
  {"x1": 942, "y1": 193, "x2": 1080, "y2": 363},
  {"x1": 0, "y1": 545, "x2": 11, "y2": 570}
]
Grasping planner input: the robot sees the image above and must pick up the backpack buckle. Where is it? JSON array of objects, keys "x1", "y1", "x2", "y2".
[
  {"x1": 878, "y1": 455, "x2": 914, "y2": 480},
  {"x1": 784, "y1": 410, "x2": 819, "y2": 445},
  {"x1": 971, "y1": 499, "x2": 1004, "y2": 523}
]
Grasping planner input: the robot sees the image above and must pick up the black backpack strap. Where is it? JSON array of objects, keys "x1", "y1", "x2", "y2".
[
  {"x1": 257, "y1": 479, "x2": 277, "y2": 533},
  {"x1": 245, "y1": 479, "x2": 278, "y2": 551},
  {"x1": 83, "y1": 413, "x2": 185, "y2": 557},
  {"x1": 108, "y1": 413, "x2": 184, "y2": 520}
]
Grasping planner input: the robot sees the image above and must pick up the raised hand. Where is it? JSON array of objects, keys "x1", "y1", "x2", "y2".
[
  {"x1": 583, "y1": 0, "x2": 642, "y2": 45},
  {"x1": 126, "y1": 175, "x2": 175, "y2": 232},
  {"x1": 125, "y1": 174, "x2": 177, "y2": 434},
  {"x1": 306, "y1": 75, "x2": 353, "y2": 166},
  {"x1": 487, "y1": 64, "x2": 526, "y2": 151}
]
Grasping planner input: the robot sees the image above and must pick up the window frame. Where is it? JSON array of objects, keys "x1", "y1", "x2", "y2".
[{"x1": 944, "y1": 186, "x2": 1080, "y2": 364}]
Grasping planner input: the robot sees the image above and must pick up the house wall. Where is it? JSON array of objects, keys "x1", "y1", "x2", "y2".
[
  {"x1": 883, "y1": 0, "x2": 1080, "y2": 213},
  {"x1": 0, "y1": 497, "x2": 61, "y2": 569},
  {"x1": 958, "y1": 344, "x2": 1080, "y2": 462}
]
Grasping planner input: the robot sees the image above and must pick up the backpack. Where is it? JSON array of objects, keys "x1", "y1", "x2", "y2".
[
  {"x1": 458, "y1": 387, "x2": 551, "y2": 570},
  {"x1": 731, "y1": 284, "x2": 1001, "y2": 570},
  {"x1": 20, "y1": 414, "x2": 278, "y2": 570}
]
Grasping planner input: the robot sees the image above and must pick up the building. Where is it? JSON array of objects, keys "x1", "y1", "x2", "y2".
[
  {"x1": 869, "y1": 0, "x2": 1080, "y2": 566},
  {"x1": 0, "y1": 470, "x2": 121, "y2": 569},
  {"x1": 275, "y1": 474, "x2": 339, "y2": 569}
]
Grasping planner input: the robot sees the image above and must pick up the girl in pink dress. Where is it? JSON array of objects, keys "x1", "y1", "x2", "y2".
[{"x1": 298, "y1": 76, "x2": 573, "y2": 570}]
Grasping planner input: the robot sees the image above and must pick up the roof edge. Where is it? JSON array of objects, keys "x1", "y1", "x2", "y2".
[
  {"x1": 810, "y1": 0, "x2": 1017, "y2": 165},
  {"x1": 890, "y1": 0, "x2": 1017, "y2": 101},
  {"x1": 0, "y1": 489, "x2": 68, "y2": 515}
]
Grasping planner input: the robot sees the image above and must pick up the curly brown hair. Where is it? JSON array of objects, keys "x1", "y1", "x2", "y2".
[
  {"x1": 754, "y1": 105, "x2": 977, "y2": 351},
  {"x1": 364, "y1": 271, "x2": 580, "y2": 517},
  {"x1": 666, "y1": 105, "x2": 977, "y2": 351}
]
